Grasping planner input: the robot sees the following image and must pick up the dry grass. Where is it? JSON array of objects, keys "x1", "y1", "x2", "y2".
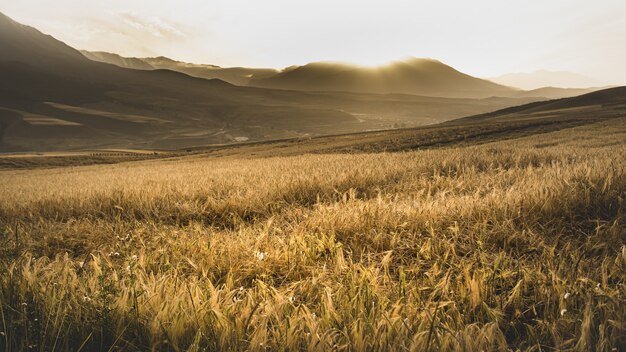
[{"x1": 0, "y1": 117, "x2": 625, "y2": 351}]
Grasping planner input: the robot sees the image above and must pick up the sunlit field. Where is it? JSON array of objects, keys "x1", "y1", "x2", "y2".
[{"x1": 1, "y1": 117, "x2": 625, "y2": 351}]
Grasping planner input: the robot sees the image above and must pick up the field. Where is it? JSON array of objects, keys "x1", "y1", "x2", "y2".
[{"x1": 0, "y1": 115, "x2": 625, "y2": 351}]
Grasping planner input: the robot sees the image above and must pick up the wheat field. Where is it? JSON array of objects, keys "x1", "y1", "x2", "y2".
[{"x1": 0, "y1": 117, "x2": 625, "y2": 351}]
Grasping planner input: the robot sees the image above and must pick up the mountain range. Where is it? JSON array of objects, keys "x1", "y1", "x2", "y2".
[
  {"x1": 0, "y1": 11, "x2": 606, "y2": 152},
  {"x1": 490, "y1": 70, "x2": 605, "y2": 90},
  {"x1": 81, "y1": 51, "x2": 603, "y2": 100}
]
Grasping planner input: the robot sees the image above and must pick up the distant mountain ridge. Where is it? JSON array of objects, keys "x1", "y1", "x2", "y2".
[
  {"x1": 81, "y1": 50, "x2": 278, "y2": 86},
  {"x1": 490, "y1": 70, "x2": 604, "y2": 90},
  {"x1": 80, "y1": 50, "x2": 605, "y2": 100},
  {"x1": 248, "y1": 58, "x2": 516, "y2": 98}
]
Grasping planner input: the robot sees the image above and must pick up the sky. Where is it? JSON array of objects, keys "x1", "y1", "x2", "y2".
[{"x1": 1, "y1": 0, "x2": 624, "y2": 85}]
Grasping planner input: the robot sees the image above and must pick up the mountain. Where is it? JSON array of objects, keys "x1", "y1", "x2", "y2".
[
  {"x1": 80, "y1": 51, "x2": 154, "y2": 70},
  {"x1": 490, "y1": 70, "x2": 603, "y2": 90},
  {"x1": 451, "y1": 86, "x2": 626, "y2": 125},
  {"x1": 247, "y1": 58, "x2": 517, "y2": 98},
  {"x1": 0, "y1": 12, "x2": 87, "y2": 67},
  {"x1": 80, "y1": 51, "x2": 606, "y2": 100},
  {"x1": 80, "y1": 51, "x2": 278, "y2": 86},
  {"x1": 0, "y1": 12, "x2": 542, "y2": 152},
  {"x1": 511, "y1": 86, "x2": 604, "y2": 99}
]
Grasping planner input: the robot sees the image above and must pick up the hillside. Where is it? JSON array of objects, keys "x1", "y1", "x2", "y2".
[
  {"x1": 80, "y1": 51, "x2": 279, "y2": 86},
  {"x1": 80, "y1": 50, "x2": 154, "y2": 70},
  {"x1": 490, "y1": 70, "x2": 603, "y2": 90},
  {"x1": 1, "y1": 104, "x2": 624, "y2": 351},
  {"x1": 248, "y1": 58, "x2": 516, "y2": 98},
  {"x1": 80, "y1": 51, "x2": 606, "y2": 100},
  {"x1": 0, "y1": 12, "x2": 542, "y2": 152}
]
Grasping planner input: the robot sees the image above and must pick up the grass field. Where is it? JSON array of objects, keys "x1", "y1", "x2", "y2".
[{"x1": 0, "y1": 116, "x2": 625, "y2": 351}]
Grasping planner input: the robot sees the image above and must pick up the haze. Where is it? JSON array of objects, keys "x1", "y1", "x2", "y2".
[{"x1": 1, "y1": 0, "x2": 625, "y2": 85}]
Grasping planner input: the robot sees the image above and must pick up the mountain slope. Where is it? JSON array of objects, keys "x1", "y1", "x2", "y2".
[
  {"x1": 0, "y1": 12, "x2": 542, "y2": 152},
  {"x1": 490, "y1": 70, "x2": 603, "y2": 90},
  {"x1": 80, "y1": 51, "x2": 278, "y2": 86},
  {"x1": 511, "y1": 86, "x2": 603, "y2": 99},
  {"x1": 450, "y1": 86, "x2": 626, "y2": 124},
  {"x1": 80, "y1": 51, "x2": 154, "y2": 70},
  {"x1": 247, "y1": 58, "x2": 517, "y2": 98},
  {"x1": 80, "y1": 51, "x2": 605, "y2": 100},
  {"x1": 0, "y1": 12, "x2": 88, "y2": 67}
]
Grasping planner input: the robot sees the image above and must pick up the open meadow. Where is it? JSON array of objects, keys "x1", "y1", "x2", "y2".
[{"x1": 0, "y1": 116, "x2": 625, "y2": 351}]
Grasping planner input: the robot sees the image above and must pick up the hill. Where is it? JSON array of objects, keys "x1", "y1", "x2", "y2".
[
  {"x1": 189, "y1": 86, "x2": 626, "y2": 157},
  {"x1": 490, "y1": 70, "x2": 603, "y2": 90},
  {"x1": 81, "y1": 51, "x2": 279, "y2": 86},
  {"x1": 1, "y1": 92, "x2": 624, "y2": 351},
  {"x1": 0, "y1": 12, "x2": 540, "y2": 152},
  {"x1": 80, "y1": 50, "x2": 154, "y2": 70},
  {"x1": 510, "y1": 86, "x2": 602, "y2": 99},
  {"x1": 248, "y1": 58, "x2": 517, "y2": 98}
]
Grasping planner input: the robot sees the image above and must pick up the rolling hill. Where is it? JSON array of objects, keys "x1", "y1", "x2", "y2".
[
  {"x1": 81, "y1": 51, "x2": 279, "y2": 86},
  {"x1": 490, "y1": 70, "x2": 603, "y2": 90},
  {"x1": 247, "y1": 59, "x2": 516, "y2": 98},
  {"x1": 0, "y1": 12, "x2": 542, "y2": 152},
  {"x1": 80, "y1": 51, "x2": 605, "y2": 100}
]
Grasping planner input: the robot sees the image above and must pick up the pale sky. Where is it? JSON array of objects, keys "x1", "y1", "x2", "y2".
[{"x1": 1, "y1": 0, "x2": 624, "y2": 85}]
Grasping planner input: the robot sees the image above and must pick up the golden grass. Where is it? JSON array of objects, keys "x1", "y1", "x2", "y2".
[{"x1": 0, "y1": 117, "x2": 625, "y2": 351}]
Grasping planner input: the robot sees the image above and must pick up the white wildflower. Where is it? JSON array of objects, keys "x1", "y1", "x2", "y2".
[
  {"x1": 255, "y1": 251, "x2": 266, "y2": 261},
  {"x1": 560, "y1": 309, "x2": 567, "y2": 316},
  {"x1": 563, "y1": 292, "x2": 570, "y2": 300},
  {"x1": 131, "y1": 255, "x2": 138, "y2": 261}
]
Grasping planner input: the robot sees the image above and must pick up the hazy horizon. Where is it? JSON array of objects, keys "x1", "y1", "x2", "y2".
[{"x1": 1, "y1": 0, "x2": 625, "y2": 86}]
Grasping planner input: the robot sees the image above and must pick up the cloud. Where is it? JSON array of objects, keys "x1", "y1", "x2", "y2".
[{"x1": 117, "y1": 11, "x2": 186, "y2": 39}]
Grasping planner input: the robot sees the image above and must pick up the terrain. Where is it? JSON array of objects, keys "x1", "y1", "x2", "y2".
[
  {"x1": 0, "y1": 12, "x2": 541, "y2": 153},
  {"x1": 81, "y1": 51, "x2": 606, "y2": 100},
  {"x1": 80, "y1": 51, "x2": 279, "y2": 86},
  {"x1": 4, "y1": 85, "x2": 622, "y2": 169},
  {"x1": 1, "y1": 7, "x2": 625, "y2": 352},
  {"x1": 0, "y1": 85, "x2": 625, "y2": 351},
  {"x1": 490, "y1": 70, "x2": 604, "y2": 90}
]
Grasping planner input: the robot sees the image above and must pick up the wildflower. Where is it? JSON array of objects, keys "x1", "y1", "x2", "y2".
[
  {"x1": 83, "y1": 296, "x2": 91, "y2": 302},
  {"x1": 288, "y1": 296, "x2": 295, "y2": 303},
  {"x1": 595, "y1": 283, "x2": 605, "y2": 294},
  {"x1": 560, "y1": 309, "x2": 567, "y2": 316},
  {"x1": 0, "y1": 331, "x2": 5, "y2": 336},
  {"x1": 255, "y1": 251, "x2": 266, "y2": 261},
  {"x1": 131, "y1": 255, "x2": 138, "y2": 261},
  {"x1": 21, "y1": 302, "x2": 27, "y2": 307},
  {"x1": 563, "y1": 292, "x2": 570, "y2": 300}
]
